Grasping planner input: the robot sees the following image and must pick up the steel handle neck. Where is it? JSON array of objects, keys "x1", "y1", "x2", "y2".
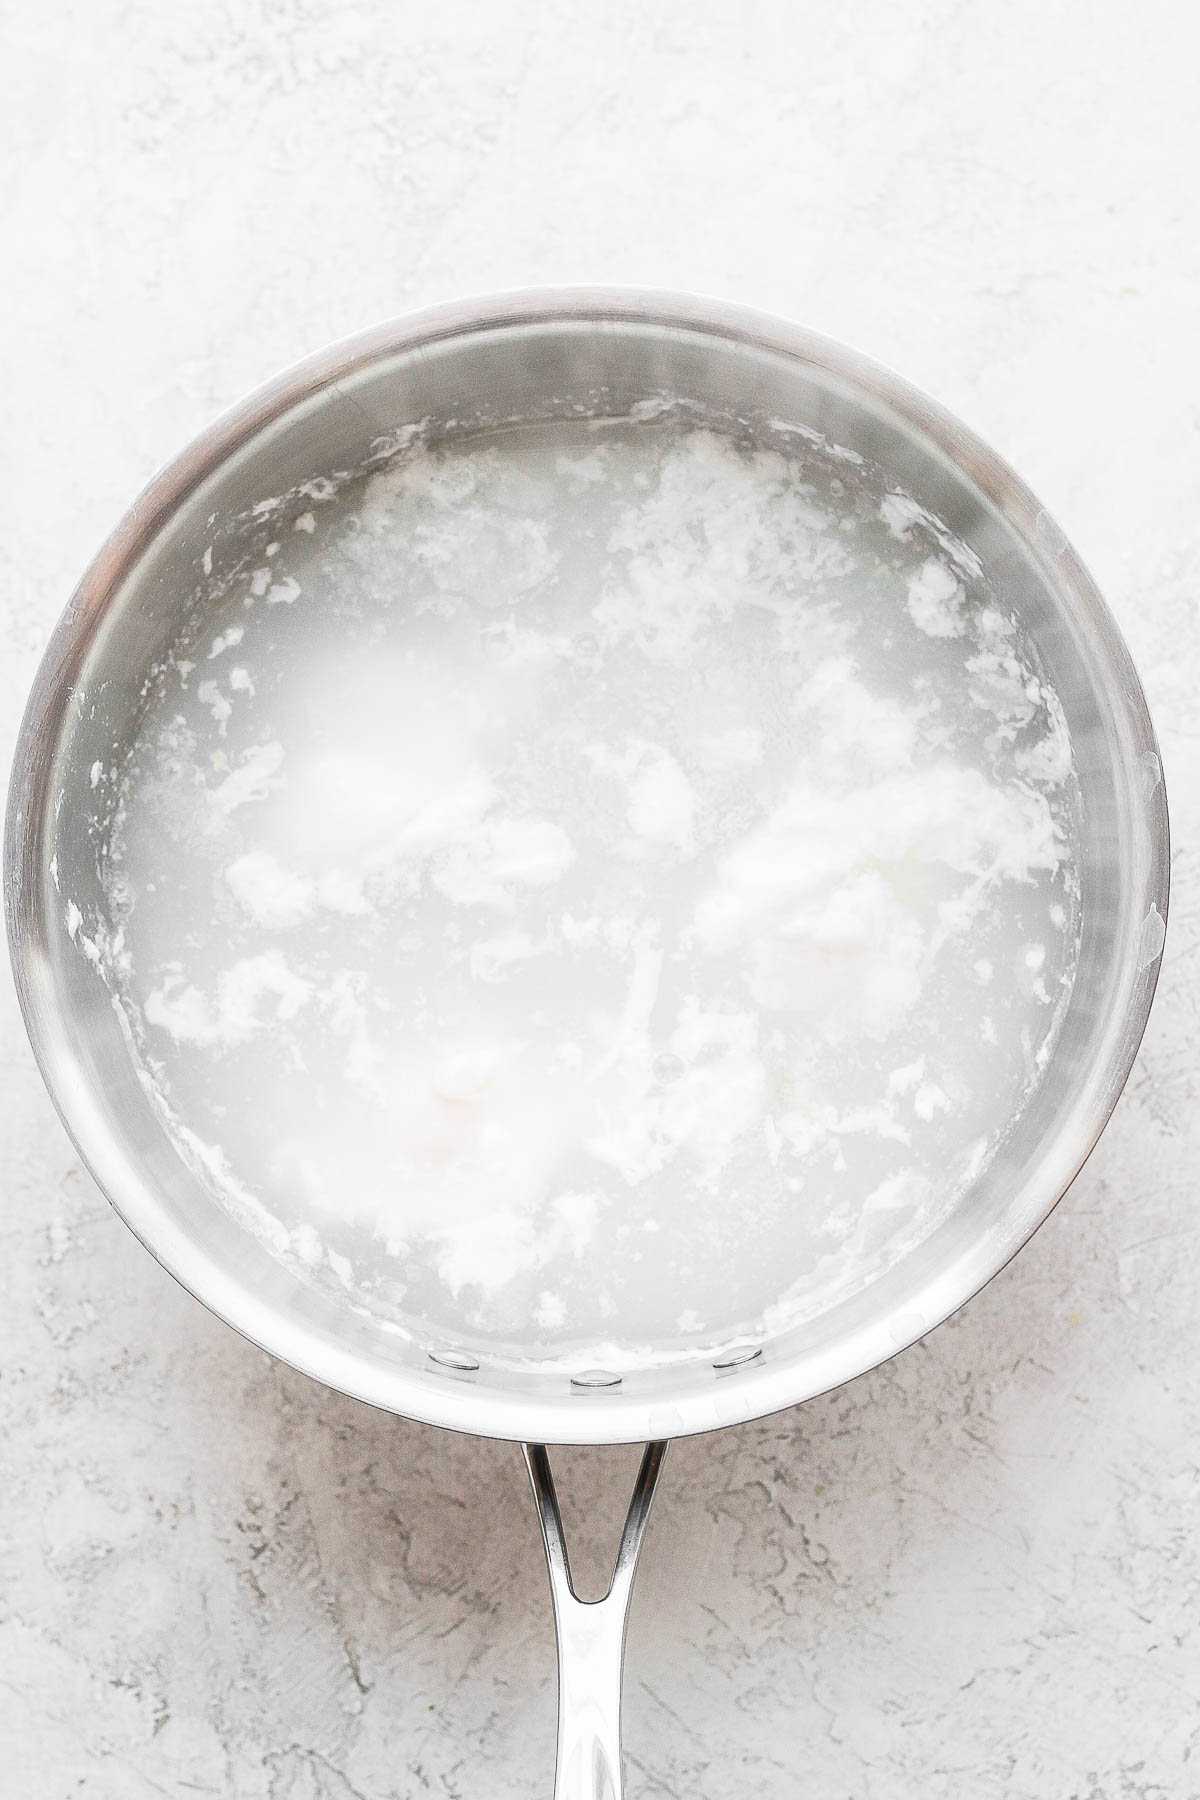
[{"x1": 524, "y1": 1441, "x2": 668, "y2": 1800}]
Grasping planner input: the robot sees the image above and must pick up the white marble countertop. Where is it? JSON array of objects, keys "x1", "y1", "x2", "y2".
[{"x1": 2, "y1": 4, "x2": 1197, "y2": 1795}]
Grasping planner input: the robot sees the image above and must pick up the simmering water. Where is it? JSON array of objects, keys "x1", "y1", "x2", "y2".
[{"x1": 80, "y1": 421, "x2": 1081, "y2": 1367}]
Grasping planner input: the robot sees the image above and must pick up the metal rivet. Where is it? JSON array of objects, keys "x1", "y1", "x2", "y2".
[
  {"x1": 570, "y1": 1368, "x2": 622, "y2": 1389},
  {"x1": 428, "y1": 1348, "x2": 480, "y2": 1372},
  {"x1": 712, "y1": 1344, "x2": 763, "y2": 1370}
]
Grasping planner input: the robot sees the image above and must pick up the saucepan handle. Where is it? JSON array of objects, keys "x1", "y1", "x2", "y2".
[{"x1": 523, "y1": 1440, "x2": 669, "y2": 1800}]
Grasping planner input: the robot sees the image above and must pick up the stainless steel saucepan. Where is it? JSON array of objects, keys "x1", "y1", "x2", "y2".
[{"x1": 5, "y1": 291, "x2": 1169, "y2": 1798}]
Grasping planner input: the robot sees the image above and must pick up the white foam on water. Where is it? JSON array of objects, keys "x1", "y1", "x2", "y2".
[{"x1": 77, "y1": 422, "x2": 1083, "y2": 1368}]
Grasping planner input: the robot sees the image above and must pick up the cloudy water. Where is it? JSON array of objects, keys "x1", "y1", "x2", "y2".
[{"x1": 84, "y1": 420, "x2": 1082, "y2": 1367}]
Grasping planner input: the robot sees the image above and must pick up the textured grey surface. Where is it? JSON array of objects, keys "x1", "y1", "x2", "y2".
[{"x1": 1, "y1": 4, "x2": 1197, "y2": 1796}]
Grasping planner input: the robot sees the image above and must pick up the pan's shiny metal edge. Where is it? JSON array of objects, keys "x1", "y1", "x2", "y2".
[{"x1": 4, "y1": 288, "x2": 1170, "y2": 1446}]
